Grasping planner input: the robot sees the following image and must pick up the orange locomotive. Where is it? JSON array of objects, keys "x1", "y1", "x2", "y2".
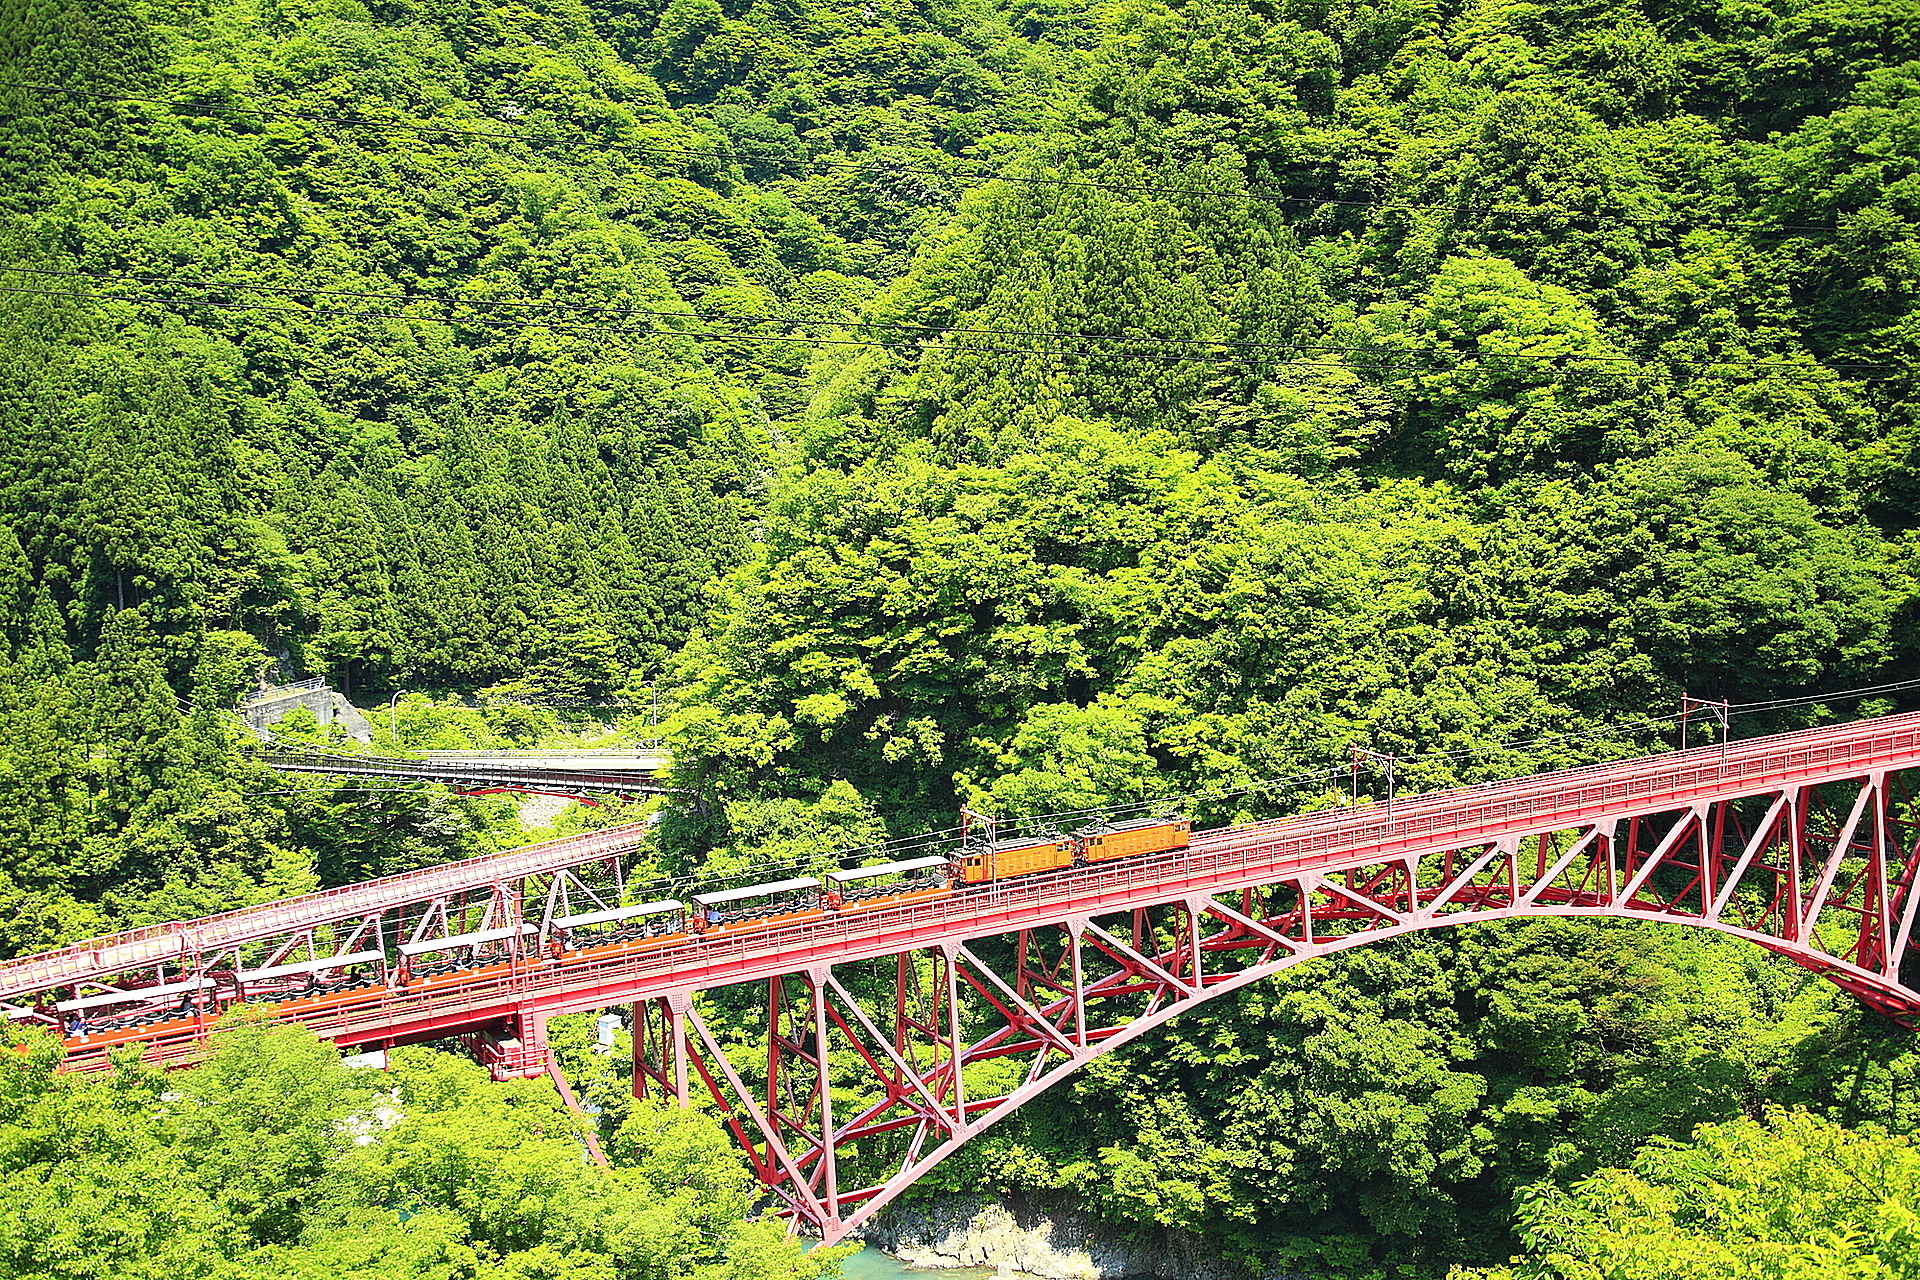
[
  {"x1": 1078, "y1": 815, "x2": 1193, "y2": 863},
  {"x1": 955, "y1": 814, "x2": 1192, "y2": 883}
]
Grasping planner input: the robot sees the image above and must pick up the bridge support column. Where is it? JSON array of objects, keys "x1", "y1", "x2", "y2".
[
  {"x1": 941, "y1": 942, "x2": 965, "y2": 1126},
  {"x1": 1064, "y1": 917, "x2": 1088, "y2": 1048},
  {"x1": 808, "y1": 967, "x2": 838, "y2": 1220},
  {"x1": 631, "y1": 993, "x2": 693, "y2": 1105}
]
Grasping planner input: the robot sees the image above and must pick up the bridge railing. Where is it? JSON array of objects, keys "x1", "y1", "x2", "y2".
[
  {"x1": 252, "y1": 756, "x2": 669, "y2": 793},
  {"x1": 418, "y1": 747, "x2": 669, "y2": 759},
  {"x1": 12, "y1": 711, "x2": 1920, "y2": 1003},
  {"x1": 256, "y1": 752, "x2": 664, "y2": 773},
  {"x1": 0, "y1": 823, "x2": 651, "y2": 999},
  {"x1": 1226, "y1": 721, "x2": 1920, "y2": 866},
  {"x1": 240, "y1": 677, "x2": 328, "y2": 705},
  {"x1": 283, "y1": 711, "x2": 1920, "y2": 1027}
]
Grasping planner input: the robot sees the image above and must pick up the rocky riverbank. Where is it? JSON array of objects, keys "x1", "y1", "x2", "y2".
[{"x1": 858, "y1": 1194, "x2": 1259, "y2": 1280}]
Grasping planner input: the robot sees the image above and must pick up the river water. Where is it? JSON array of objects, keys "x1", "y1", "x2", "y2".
[{"x1": 835, "y1": 1244, "x2": 1000, "y2": 1279}]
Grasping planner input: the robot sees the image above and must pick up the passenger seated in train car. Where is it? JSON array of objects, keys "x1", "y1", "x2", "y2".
[
  {"x1": 823, "y1": 856, "x2": 953, "y2": 909},
  {"x1": 690, "y1": 877, "x2": 823, "y2": 931},
  {"x1": 395, "y1": 923, "x2": 538, "y2": 984},
  {"x1": 547, "y1": 898, "x2": 685, "y2": 955}
]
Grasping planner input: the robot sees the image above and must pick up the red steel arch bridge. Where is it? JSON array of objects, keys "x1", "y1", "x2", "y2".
[{"x1": 9, "y1": 712, "x2": 1920, "y2": 1243}]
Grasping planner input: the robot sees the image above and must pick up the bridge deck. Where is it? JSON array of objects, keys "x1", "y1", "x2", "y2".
[
  {"x1": 255, "y1": 752, "x2": 670, "y2": 796},
  {"x1": 0, "y1": 825, "x2": 648, "y2": 998},
  {"x1": 282, "y1": 706, "x2": 1920, "y2": 1046},
  {"x1": 11, "y1": 709, "x2": 1919, "y2": 1054},
  {"x1": 418, "y1": 749, "x2": 672, "y2": 770}
]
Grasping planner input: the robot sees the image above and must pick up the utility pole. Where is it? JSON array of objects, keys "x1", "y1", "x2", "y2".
[
  {"x1": 1350, "y1": 746, "x2": 1398, "y2": 808},
  {"x1": 1681, "y1": 694, "x2": 1731, "y2": 774},
  {"x1": 1680, "y1": 694, "x2": 1729, "y2": 751}
]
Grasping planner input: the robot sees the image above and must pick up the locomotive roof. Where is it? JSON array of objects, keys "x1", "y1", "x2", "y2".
[
  {"x1": 1076, "y1": 814, "x2": 1188, "y2": 834},
  {"x1": 990, "y1": 832, "x2": 1070, "y2": 849}
]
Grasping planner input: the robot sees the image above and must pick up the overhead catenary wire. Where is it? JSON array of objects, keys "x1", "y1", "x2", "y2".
[
  {"x1": 1003, "y1": 712, "x2": 1693, "y2": 832},
  {"x1": 1048, "y1": 676, "x2": 1920, "y2": 829},
  {"x1": 0, "y1": 81, "x2": 1852, "y2": 235},
  {"x1": 1728, "y1": 676, "x2": 1920, "y2": 712},
  {"x1": 3, "y1": 264, "x2": 1889, "y2": 376},
  {"x1": 220, "y1": 677, "x2": 1918, "y2": 898},
  {"x1": 227, "y1": 675, "x2": 1920, "y2": 799}
]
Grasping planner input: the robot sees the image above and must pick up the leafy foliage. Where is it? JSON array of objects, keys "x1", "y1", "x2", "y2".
[
  {"x1": 8, "y1": 0, "x2": 1920, "y2": 1270},
  {"x1": 1472, "y1": 1110, "x2": 1920, "y2": 1279},
  {"x1": 0, "y1": 1019, "x2": 850, "y2": 1280}
]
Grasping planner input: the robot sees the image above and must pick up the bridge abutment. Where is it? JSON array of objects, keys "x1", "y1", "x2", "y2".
[{"x1": 238, "y1": 679, "x2": 373, "y2": 743}]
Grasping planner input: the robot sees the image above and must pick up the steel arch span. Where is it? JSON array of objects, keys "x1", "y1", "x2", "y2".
[
  {"x1": 632, "y1": 767, "x2": 1920, "y2": 1242},
  {"x1": 7, "y1": 713, "x2": 1920, "y2": 1243}
]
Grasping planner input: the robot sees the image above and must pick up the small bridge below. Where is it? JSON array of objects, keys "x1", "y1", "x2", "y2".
[
  {"x1": 255, "y1": 748, "x2": 671, "y2": 799},
  {"x1": 418, "y1": 749, "x2": 671, "y2": 772}
]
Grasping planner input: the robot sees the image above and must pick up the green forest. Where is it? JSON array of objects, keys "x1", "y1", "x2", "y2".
[
  {"x1": 0, "y1": 1015, "x2": 856, "y2": 1279},
  {"x1": 7, "y1": 0, "x2": 1920, "y2": 1269}
]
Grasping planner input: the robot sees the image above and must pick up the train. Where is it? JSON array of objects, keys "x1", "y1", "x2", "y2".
[{"x1": 49, "y1": 813, "x2": 1191, "y2": 1047}]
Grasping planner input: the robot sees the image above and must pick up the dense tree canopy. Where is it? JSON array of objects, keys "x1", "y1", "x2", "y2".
[
  {"x1": 9, "y1": 0, "x2": 1920, "y2": 1270},
  {"x1": 1469, "y1": 1110, "x2": 1920, "y2": 1278},
  {"x1": 0, "y1": 1019, "x2": 849, "y2": 1280}
]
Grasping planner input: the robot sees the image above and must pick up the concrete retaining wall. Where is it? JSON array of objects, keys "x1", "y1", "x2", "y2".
[{"x1": 240, "y1": 684, "x2": 372, "y2": 743}]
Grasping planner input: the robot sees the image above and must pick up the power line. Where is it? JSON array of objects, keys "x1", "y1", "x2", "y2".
[
  {"x1": 1000, "y1": 678, "x2": 1920, "y2": 832},
  {"x1": 220, "y1": 679, "x2": 1920, "y2": 895},
  {"x1": 5, "y1": 264, "x2": 1887, "y2": 376},
  {"x1": 0, "y1": 279, "x2": 1882, "y2": 384},
  {"x1": 1728, "y1": 676, "x2": 1920, "y2": 711},
  {"x1": 0, "y1": 81, "x2": 1848, "y2": 235},
  {"x1": 1013, "y1": 714, "x2": 1694, "y2": 830}
]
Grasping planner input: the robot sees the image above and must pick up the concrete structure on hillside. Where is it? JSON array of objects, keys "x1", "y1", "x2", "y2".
[{"x1": 238, "y1": 678, "x2": 374, "y2": 743}]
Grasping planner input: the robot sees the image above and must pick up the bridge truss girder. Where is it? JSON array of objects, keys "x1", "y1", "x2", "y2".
[
  {"x1": 254, "y1": 751, "x2": 668, "y2": 802},
  {"x1": 631, "y1": 770, "x2": 1920, "y2": 1245},
  {"x1": 0, "y1": 848, "x2": 634, "y2": 1036}
]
